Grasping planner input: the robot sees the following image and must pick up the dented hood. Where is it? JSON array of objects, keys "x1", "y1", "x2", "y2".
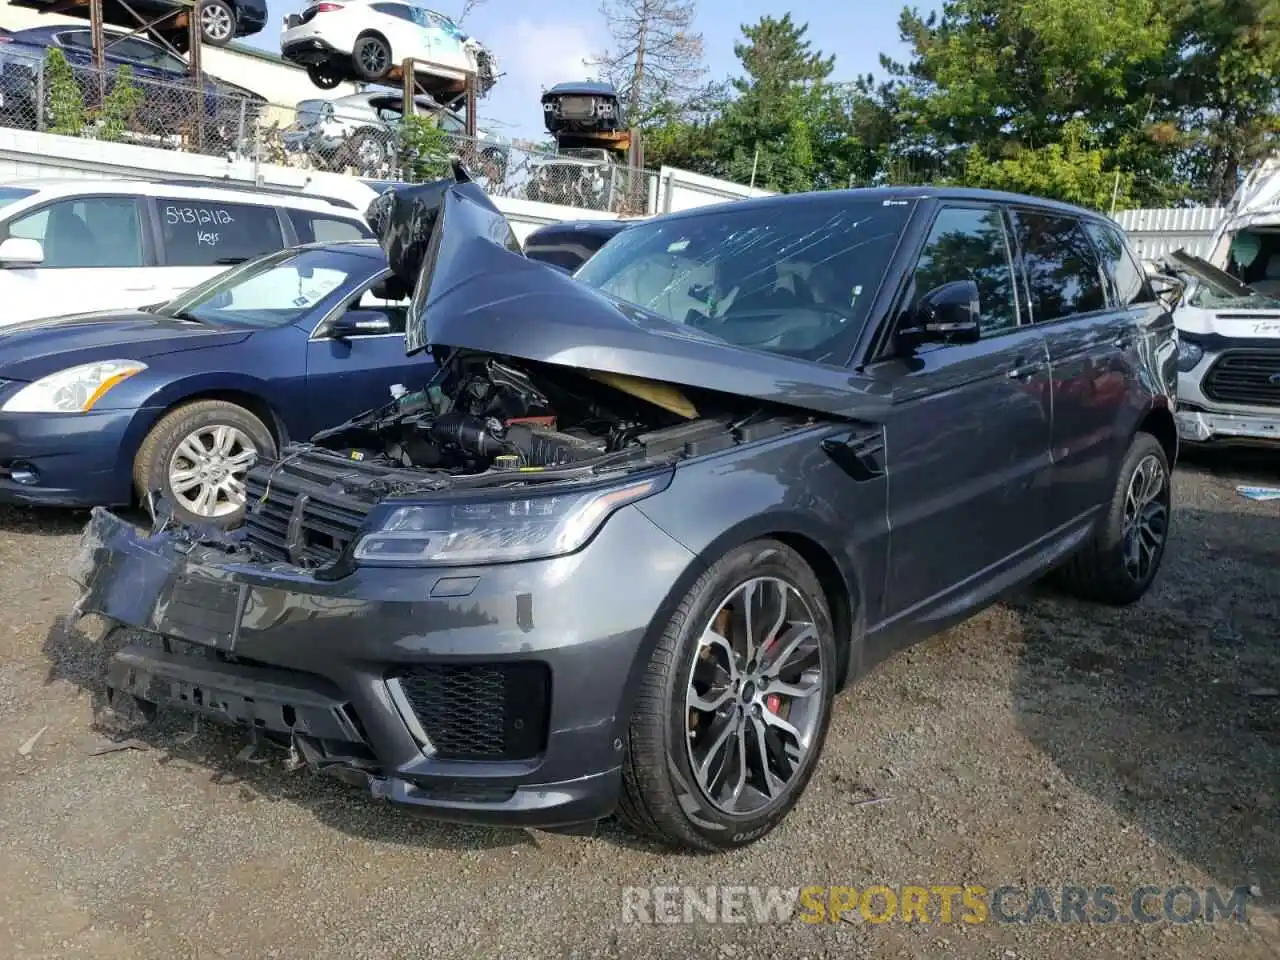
[{"x1": 364, "y1": 168, "x2": 890, "y2": 420}]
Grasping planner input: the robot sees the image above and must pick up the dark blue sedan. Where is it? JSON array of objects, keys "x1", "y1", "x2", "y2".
[{"x1": 0, "y1": 240, "x2": 427, "y2": 524}]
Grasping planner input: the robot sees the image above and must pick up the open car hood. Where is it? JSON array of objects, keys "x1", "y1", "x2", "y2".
[
  {"x1": 1164, "y1": 249, "x2": 1259, "y2": 297},
  {"x1": 363, "y1": 166, "x2": 890, "y2": 421}
]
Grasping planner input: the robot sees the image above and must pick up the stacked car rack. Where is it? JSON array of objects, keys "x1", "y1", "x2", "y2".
[{"x1": 12, "y1": 0, "x2": 207, "y2": 144}]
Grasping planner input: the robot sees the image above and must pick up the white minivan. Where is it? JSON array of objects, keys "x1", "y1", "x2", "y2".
[{"x1": 0, "y1": 178, "x2": 375, "y2": 325}]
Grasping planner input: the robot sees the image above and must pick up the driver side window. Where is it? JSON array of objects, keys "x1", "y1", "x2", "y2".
[{"x1": 910, "y1": 206, "x2": 1019, "y2": 338}]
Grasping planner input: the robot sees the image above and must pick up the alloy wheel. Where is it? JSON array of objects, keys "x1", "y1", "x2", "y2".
[
  {"x1": 684, "y1": 576, "x2": 826, "y2": 816},
  {"x1": 168, "y1": 424, "x2": 257, "y2": 518},
  {"x1": 357, "y1": 39, "x2": 389, "y2": 76},
  {"x1": 201, "y1": 3, "x2": 233, "y2": 42},
  {"x1": 1121, "y1": 453, "x2": 1168, "y2": 583}
]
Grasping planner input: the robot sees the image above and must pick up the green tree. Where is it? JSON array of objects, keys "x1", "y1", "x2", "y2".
[
  {"x1": 97, "y1": 66, "x2": 144, "y2": 143},
  {"x1": 882, "y1": 0, "x2": 1182, "y2": 205},
  {"x1": 711, "y1": 14, "x2": 839, "y2": 192},
  {"x1": 397, "y1": 114, "x2": 451, "y2": 180},
  {"x1": 1164, "y1": 0, "x2": 1280, "y2": 204},
  {"x1": 44, "y1": 47, "x2": 85, "y2": 137}
]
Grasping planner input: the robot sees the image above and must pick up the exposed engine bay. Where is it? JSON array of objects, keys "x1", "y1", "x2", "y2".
[{"x1": 289, "y1": 350, "x2": 811, "y2": 498}]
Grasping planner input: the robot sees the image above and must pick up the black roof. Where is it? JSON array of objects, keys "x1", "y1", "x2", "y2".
[{"x1": 657, "y1": 185, "x2": 1114, "y2": 225}]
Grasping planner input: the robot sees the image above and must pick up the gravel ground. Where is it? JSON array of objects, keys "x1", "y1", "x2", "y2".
[{"x1": 0, "y1": 453, "x2": 1277, "y2": 959}]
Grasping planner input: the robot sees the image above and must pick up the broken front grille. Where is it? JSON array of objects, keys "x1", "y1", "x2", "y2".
[
  {"x1": 242, "y1": 466, "x2": 369, "y2": 566},
  {"x1": 1202, "y1": 349, "x2": 1280, "y2": 408},
  {"x1": 557, "y1": 96, "x2": 595, "y2": 117},
  {"x1": 389, "y1": 662, "x2": 551, "y2": 762}
]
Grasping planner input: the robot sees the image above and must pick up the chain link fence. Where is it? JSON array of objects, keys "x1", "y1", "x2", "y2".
[{"x1": 0, "y1": 48, "x2": 656, "y2": 215}]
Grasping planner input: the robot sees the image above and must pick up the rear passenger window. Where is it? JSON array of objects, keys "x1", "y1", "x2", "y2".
[
  {"x1": 1011, "y1": 210, "x2": 1107, "y2": 322},
  {"x1": 156, "y1": 199, "x2": 283, "y2": 266},
  {"x1": 289, "y1": 211, "x2": 372, "y2": 244},
  {"x1": 911, "y1": 206, "x2": 1019, "y2": 337},
  {"x1": 1084, "y1": 221, "x2": 1155, "y2": 306}
]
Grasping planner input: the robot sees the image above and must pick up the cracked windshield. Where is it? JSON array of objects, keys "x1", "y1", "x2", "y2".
[{"x1": 574, "y1": 199, "x2": 914, "y2": 363}]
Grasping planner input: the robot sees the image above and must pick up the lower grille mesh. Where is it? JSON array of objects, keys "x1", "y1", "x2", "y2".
[{"x1": 391, "y1": 663, "x2": 551, "y2": 762}]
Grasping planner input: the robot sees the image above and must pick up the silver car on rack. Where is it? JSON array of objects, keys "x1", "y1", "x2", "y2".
[{"x1": 282, "y1": 90, "x2": 509, "y2": 179}]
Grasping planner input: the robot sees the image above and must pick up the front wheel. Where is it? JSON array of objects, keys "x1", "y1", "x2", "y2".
[
  {"x1": 132, "y1": 400, "x2": 276, "y2": 528},
  {"x1": 306, "y1": 62, "x2": 344, "y2": 90},
  {"x1": 1053, "y1": 431, "x2": 1172, "y2": 605},
  {"x1": 617, "y1": 539, "x2": 838, "y2": 851}
]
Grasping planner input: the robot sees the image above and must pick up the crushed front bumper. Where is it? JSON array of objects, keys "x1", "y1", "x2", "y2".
[
  {"x1": 72, "y1": 505, "x2": 695, "y2": 828},
  {"x1": 1175, "y1": 406, "x2": 1280, "y2": 446}
]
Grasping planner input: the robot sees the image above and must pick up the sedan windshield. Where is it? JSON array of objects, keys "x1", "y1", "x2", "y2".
[
  {"x1": 158, "y1": 247, "x2": 384, "y2": 328},
  {"x1": 573, "y1": 198, "x2": 913, "y2": 363}
]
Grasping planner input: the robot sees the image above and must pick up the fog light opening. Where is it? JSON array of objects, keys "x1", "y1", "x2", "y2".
[{"x1": 9, "y1": 461, "x2": 39, "y2": 485}]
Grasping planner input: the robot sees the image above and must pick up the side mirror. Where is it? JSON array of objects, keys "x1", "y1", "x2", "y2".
[
  {"x1": 1147, "y1": 273, "x2": 1185, "y2": 309},
  {"x1": 0, "y1": 237, "x2": 44, "y2": 267},
  {"x1": 899, "y1": 279, "x2": 982, "y2": 347},
  {"x1": 329, "y1": 309, "x2": 393, "y2": 339}
]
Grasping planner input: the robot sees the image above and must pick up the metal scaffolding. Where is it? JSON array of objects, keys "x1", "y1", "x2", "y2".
[{"x1": 17, "y1": 0, "x2": 205, "y2": 144}]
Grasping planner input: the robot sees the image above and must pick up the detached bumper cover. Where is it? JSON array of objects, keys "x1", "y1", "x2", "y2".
[{"x1": 72, "y1": 504, "x2": 694, "y2": 827}]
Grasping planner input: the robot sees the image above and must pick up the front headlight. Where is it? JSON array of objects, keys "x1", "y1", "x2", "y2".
[
  {"x1": 1176, "y1": 339, "x2": 1203, "y2": 372},
  {"x1": 353, "y1": 472, "x2": 671, "y2": 566},
  {"x1": 1, "y1": 360, "x2": 147, "y2": 413}
]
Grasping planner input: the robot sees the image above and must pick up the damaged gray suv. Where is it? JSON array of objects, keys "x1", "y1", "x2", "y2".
[{"x1": 72, "y1": 170, "x2": 1178, "y2": 852}]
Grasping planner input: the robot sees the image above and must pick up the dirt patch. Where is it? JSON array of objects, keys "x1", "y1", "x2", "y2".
[{"x1": 0, "y1": 458, "x2": 1276, "y2": 958}]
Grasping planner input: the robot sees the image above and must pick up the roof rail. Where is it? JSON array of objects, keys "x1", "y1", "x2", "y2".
[{"x1": 140, "y1": 177, "x2": 359, "y2": 210}]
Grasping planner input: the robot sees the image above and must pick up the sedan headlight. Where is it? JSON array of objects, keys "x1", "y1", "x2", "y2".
[
  {"x1": 1176, "y1": 339, "x2": 1203, "y2": 373},
  {"x1": 353, "y1": 473, "x2": 671, "y2": 566},
  {"x1": 1, "y1": 360, "x2": 147, "y2": 414}
]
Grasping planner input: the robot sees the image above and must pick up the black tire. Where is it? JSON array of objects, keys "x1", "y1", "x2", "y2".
[
  {"x1": 1053, "y1": 431, "x2": 1172, "y2": 605},
  {"x1": 306, "y1": 62, "x2": 344, "y2": 90},
  {"x1": 199, "y1": 0, "x2": 237, "y2": 46},
  {"x1": 616, "y1": 538, "x2": 839, "y2": 852},
  {"x1": 352, "y1": 33, "x2": 393, "y2": 82},
  {"x1": 132, "y1": 400, "x2": 275, "y2": 529}
]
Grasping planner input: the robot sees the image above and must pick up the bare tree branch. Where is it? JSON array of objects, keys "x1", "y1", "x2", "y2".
[
  {"x1": 588, "y1": 0, "x2": 706, "y2": 126},
  {"x1": 457, "y1": 0, "x2": 487, "y2": 25}
]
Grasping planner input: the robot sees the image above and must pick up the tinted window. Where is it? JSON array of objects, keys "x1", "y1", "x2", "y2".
[
  {"x1": 160, "y1": 247, "x2": 380, "y2": 328},
  {"x1": 1011, "y1": 210, "x2": 1107, "y2": 322},
  {"x1": 157, "y1": 199, "x2": 283, "y2": 266},
  {"x1": 574, "y1": 200, "x2": 912, "y2": 364},
  {"x1": 288, "y1": 210, "x2": 372, "y2": 244},
  {"x1": 57, "y1": 29, "x2": 92, "y2": 49},
  {"x1": 7, "y1": 197, "x2": 144, "y2": 268},
  {"x1": 910, "y1": 206, "x2": 1018, "y2": 337},
  {"x1": 372, "y1": 3, "x2": 415, "y2": 19},
  {"x1": 1084, "y1": 221, "x2": 1154, "y2": 307}
]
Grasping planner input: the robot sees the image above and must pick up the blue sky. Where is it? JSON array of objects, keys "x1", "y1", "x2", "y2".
[{"x1": 253, "y1": 1, "x2": 930, "y2": 140}]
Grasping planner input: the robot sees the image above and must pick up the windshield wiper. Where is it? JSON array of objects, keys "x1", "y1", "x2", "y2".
[
  {"x1": 213, "y1": 256, "x2": 249, "y2": 265},
  {"x1": 167, "y1": 310, "x2": 205, "y2": 324}
]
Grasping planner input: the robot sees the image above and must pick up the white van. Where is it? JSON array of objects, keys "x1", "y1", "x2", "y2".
[{"x1": 0, "y1": 178, "x2": 375, "y2": 325}]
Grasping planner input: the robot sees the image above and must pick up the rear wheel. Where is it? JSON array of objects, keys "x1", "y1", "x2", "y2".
[
  {"x1": 1053, "y1": 431, "x2": 1171, "y2": 605},
  {"x1": 617, "y1": 539, "x2": 838, "y2": 851},
  {"x1": 133, "y1": 400, "x2": 275, "y2": 528},
  {"x1": 352, "y1": 33, "x2": 393, "y2": 82}
]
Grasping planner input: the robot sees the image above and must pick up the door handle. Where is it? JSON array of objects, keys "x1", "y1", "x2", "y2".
[{"x1": 1007, "y1": 360, "x2": 1044, "y2": 380}]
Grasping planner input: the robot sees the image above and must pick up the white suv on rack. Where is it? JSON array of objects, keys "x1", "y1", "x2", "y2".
[{"x1": 0, "y1": 178, "x2": 373, "y2": 326}]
